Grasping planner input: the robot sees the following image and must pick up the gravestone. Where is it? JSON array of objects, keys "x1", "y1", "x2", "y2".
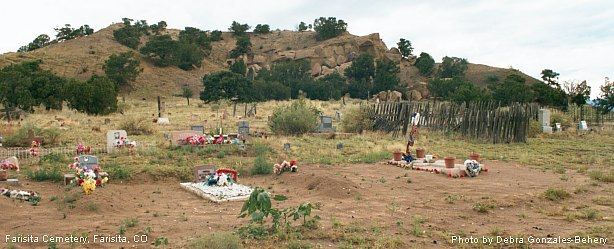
[
  {"x1": 193, "y1": 166, "x2": 216, "y2": 183},
  {"x1": 157, "y1": 117, "x2": 170, "y2": 125},
  {"x1": 191, "y1": 125, "x2": 205, "y2": 134},
  {"x1": 78, "y1": 155, "x2": 99, "y2": 171},
  {"x1": 336, "y1": 143, "x2": 344, "y2": 150},
  {"x1": 579, "y1": 121, "x2": 589, "y2": 131},
  {"x1": 317, "y1": 116, "x2": 335, "y2": 133},
  {"x1": 106, "y1": 130, "x2": 128, "y2": 153},
  {"x1": 237, "y1": 121, "x2": 249, "y2": 136},
  {"x1": 170, "y1": 130, "x2": 201, "y2": 146},
  {"x1": 538, "y1": 109, "x2": 552, "y2": 134},
  {"x1": 283, "y1": 143, "x2": 291, "y2": 152}
]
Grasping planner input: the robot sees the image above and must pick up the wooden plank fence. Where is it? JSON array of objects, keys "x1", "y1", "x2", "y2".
[
  {"x1": 368, "y1": 101, "x2": 539, "y2": 143},
  {"x1": 0, "y1": 143, "x2": 156, "y2": 163}
]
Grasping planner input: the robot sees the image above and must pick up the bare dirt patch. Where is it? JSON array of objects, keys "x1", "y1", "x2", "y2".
[{"x1": 0, "y1": 161, "x2": 611, "y2": 248}]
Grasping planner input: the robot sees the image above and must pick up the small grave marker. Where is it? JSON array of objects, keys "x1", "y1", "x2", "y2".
[
  {"x1": 191, "y1": 125, "x2": 205, "y2": 134},
  {"x1": 336, "y1": 143, "x2": 344, "y2": 150},
  {"x1": 318, "y1": 116, "x2": 335, "y2": 133},
  {"x1": 283, "y1": 143, "x2": 291, "y2": 152}
]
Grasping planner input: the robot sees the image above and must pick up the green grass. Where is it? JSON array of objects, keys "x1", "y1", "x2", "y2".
[{"x1": 189, "y1": 232, "x2": 241, "y2": 249}]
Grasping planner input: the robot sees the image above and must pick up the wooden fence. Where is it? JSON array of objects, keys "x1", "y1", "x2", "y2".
[
  {"x1": 368, "y1": 101, "x2": 539, "y2": 143},
  {"x1": 566, "y1": 104, "x2": 614, "y2": 125}
]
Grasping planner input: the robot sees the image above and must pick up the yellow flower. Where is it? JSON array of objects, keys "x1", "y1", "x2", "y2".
[
  {"x1": 102, "y1": 177, "x2": 109, "y2": 184},
  {"x1": 82, "y1": 178, "x2": 96, "y2": 195}
]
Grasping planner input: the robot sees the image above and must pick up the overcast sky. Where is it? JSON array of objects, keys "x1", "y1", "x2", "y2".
[{"x1": 1, "y1": 0, "x2": 612, "y2": 98}]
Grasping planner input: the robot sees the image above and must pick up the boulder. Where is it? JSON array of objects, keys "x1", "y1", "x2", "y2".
[
  {"x1": 311, "y1": 63, "x2": 322, "y2": 76},
  {"x1": 408, "y1": 90, "x2": 423, "y2": 101},
  {"x1": 321, "y1": 66, "x2": 334, "y2": 76}
]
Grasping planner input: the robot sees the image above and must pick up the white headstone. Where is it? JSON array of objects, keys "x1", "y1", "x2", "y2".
[
  {"x1": 538, "y1": 109, "x2": 552, "y2": 133},
  {"x1": 106, "y1": 130, "x2": 128, "y2": 153},
  {"x1": 157, "y1": 117, "x2": 170, "y2": 125},
  {"x1": 579, "y1": 121, "x2": 588, "y2": 131}
]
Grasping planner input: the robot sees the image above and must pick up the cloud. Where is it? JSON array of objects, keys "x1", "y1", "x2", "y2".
[{"x1": 1, "y1": 0, "x2": 611, "y2": 97}]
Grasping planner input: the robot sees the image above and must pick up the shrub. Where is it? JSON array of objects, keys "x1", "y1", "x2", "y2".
[
  {"x1": 473, "y1": 202, "x2": 496, "y2": 213},
  {"x1": 250, "y1": 155, "x2": 271, "y2": 175},
  {"x1": 119, "y1": 117, "x2": 154, "y2": 135},
  {"x1": 544, "y1": 188, "x2": 570, "y2": 201},
  {"x1": 269, "y1": 100, "x2": 320, "y2": 135},
  {"x1": 341, "y1": 106, "x2": 372, "y2": 133},
  {"x1": 189, "y1": 232, "x2": 241, "y2": 249}
]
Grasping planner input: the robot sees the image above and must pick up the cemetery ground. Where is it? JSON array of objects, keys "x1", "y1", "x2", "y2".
[{"x1": 1, "y1": 97, "x2": 613, "y2": 248}]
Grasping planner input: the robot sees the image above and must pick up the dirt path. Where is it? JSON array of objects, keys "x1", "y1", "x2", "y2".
[{"x1": 0, "y1": 161, "x2": 610, "y2": 248}]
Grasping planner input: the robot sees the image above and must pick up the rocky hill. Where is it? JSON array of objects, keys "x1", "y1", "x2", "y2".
[{"x1": 0, "y1": 24, "x2": 540, "y2": 99}]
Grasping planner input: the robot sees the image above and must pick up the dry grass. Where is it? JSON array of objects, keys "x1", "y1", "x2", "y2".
[{"x1": 2, "y1": 97, "x2": 612, "y2": 182}]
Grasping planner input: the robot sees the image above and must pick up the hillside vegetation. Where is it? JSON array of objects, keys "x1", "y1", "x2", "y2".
[{"x1": 0, "y1": 20, "x2": 539, "y2": 98}]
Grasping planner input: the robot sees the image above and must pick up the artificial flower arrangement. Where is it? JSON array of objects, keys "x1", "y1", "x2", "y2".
[
  {"x1": 68, "y1": 156, "x2": 109, "y2": 195},
  {"x1": 29, "y1": 140, "x2": 40, "y2": 156},
  {"x1": 115, "y1": 136, "x2": 137, "y2": 148},
  {"x1": 75, "y1": 143, "x2": 91, "y2": 155},
  {"x1": 204, "y1": 168, "x2": 239, "y2": 186},
  {"x1": 1, "y1": 156, "x2": 19, "y2": 171},
  {"x1": 1, "y1": 187, "x2": 40, "y2": 205},
  {"x1": 274, "y1": 160, "x2": 298, "y2": 175}
]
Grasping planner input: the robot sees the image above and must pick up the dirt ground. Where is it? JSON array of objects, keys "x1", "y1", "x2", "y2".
[{"x1": 1, "y1": 160, "x2": 611, "y2": 248}]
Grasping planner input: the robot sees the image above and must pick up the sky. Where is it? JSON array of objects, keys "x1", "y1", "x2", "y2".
[{"x1": 1, "y1": 0, "x2": 612, "y2": 98}]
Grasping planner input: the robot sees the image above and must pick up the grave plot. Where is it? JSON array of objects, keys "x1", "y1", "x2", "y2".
[
  {"x1": 389, "y1": 158, "x2": 488, "y2": 178},
  {"x1": 180, "y1": 167, "x2": 253, "y2": 203}
]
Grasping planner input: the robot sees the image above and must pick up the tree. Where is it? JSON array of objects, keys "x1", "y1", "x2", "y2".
[
  {"x1": 450, "y1": 83, "x2": 490, "y2": 103},
  {"x1": 345, "y1": 53, "x2": 375, "y2": 99},
  {"x1": 373, "y1": 59, "x2": 400, "y2": 93},
  {"x1": 150, "y1": 21, "x2": 167, "y2": 34},
  {"x1": 439, "y1": 56, "x2": 468, "y2": 78},
  {"x1": 200, "y1": 71, "x2": 252, "y2": 103},
  {"x1": 313, "y1": 17, "x2": 347, "y2": 40},
  {"x1": 414, "y1": 52, "x2": 435, "y2": 76},
  {"x1": 175, "y1": 42, "x2": 204, "y2": 70},
  {"x1": 257, "y1": 59, "x2": 312, "y2": 98},
  {"x1": 491, "y1": 74, "x2": 532, "y2": 105},
  {"x1": 179, "y1": 27, "x2": 211, "y2": 51},
  {"x1": 594, "y1": 77, "x2": 613, "y2": 114},
  {"x1": 563, "y1": 80, "x2": 591, "y2": 120},
  {"x1": 397, "y1": 38, "x2": 413, "y2": 58},
  {"x1": 0, "y1": 61, "x2": 67, "y2": 115},
  {"x1": 181, "y1": 85, "x2": 193, "y2": 105},
  {"x1": 229, "y1": 21, "x2": 250, "y2": 36},
  {"x1": 103, "y1": 52, "x2": 141, "y2": 88},
  {"x1": 297, "y1": 22, "x2": 311, "y2": 31},
  {"x1": 310, "y1": 72, "x2": 346, "y2": 100},
  {"x1": 345, "y1": 53, "x2": 375, "y2": 82},
  {"x1": 530, "y1": 82, "x2": 568, "y2": 109},
  {"x1": 66, "y1": 76, "x2": 118, "y2": 115},
  {"x1": 139, "y1": 35, "x2": 178, "y2": 67},
  {"x1": 113, "y1": 22, "x2": 142, "y2": 49},
  {"x1": 252, "y1": 80, "x2": 291, "y2": 101},
  {"x1": 54, "y1": 24, "x2": 93, "y2": 41},
  {"x1": 541, "y1": 69, "x2": 560, "y2": 88},
  {"x1": 229, "y1": 36, "x2": 251, "y2": 58},
  {"x1": 253, "y1": 24, "x2": 271, "y2": 34},
  {"x1": 230, "y1": 60, "x2": 247, "y2": 75},
  {"x1": 18, "y1": 34, "x2": 51, "y2": 52},
  {"x1": 563, "y1": 80, "x2": 591, "y2": 106}
]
